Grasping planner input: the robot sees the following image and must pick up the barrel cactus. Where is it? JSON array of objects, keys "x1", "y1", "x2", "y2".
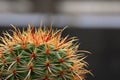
[{"x1": 0, "y1": 25, "x2": 90, "y2": 80}]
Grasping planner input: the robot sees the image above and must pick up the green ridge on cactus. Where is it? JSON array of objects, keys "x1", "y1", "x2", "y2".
[{"x1": 0, "y1": 43, "x2": 75, "y2": 80}]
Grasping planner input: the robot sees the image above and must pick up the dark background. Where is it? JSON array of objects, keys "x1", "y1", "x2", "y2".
[
  {"x1": 0, "y1": 26, "x2": 120, "y2": 80},
  {"x1": 60, "y1": 27, "x2": 120, "y2": 80}
]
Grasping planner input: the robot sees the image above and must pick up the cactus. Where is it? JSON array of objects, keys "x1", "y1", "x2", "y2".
[{"x1": 0, "y1": 25, "x2": 89, "y2": 80}]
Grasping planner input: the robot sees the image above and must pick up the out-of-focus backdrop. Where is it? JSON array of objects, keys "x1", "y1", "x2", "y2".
[{"x1": 0, "y1": 0, "x2": 120, "y2": 80}]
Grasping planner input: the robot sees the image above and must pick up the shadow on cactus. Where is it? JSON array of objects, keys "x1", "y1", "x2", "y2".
[{"x1": 0, "y1": 25, "x2": 90, "y2": 80}]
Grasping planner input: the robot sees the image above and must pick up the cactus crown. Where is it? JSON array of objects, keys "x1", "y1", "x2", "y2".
[{"x1": 0, "y1": 25, "x2": 89, "y2": 80}]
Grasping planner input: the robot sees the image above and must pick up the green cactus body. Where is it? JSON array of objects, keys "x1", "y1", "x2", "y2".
[{"x1": 0, "y1": 26, "x2": 89, "y2": 80}]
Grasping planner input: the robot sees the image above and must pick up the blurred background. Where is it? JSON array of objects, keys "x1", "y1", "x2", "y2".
[{"x1": 0, "y1": 0, "x2": 120, "y2": 80}]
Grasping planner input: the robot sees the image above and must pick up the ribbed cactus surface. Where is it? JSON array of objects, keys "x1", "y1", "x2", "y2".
[{"x1": 0, "y1": 25, "x2": 89, "y2": 80}]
